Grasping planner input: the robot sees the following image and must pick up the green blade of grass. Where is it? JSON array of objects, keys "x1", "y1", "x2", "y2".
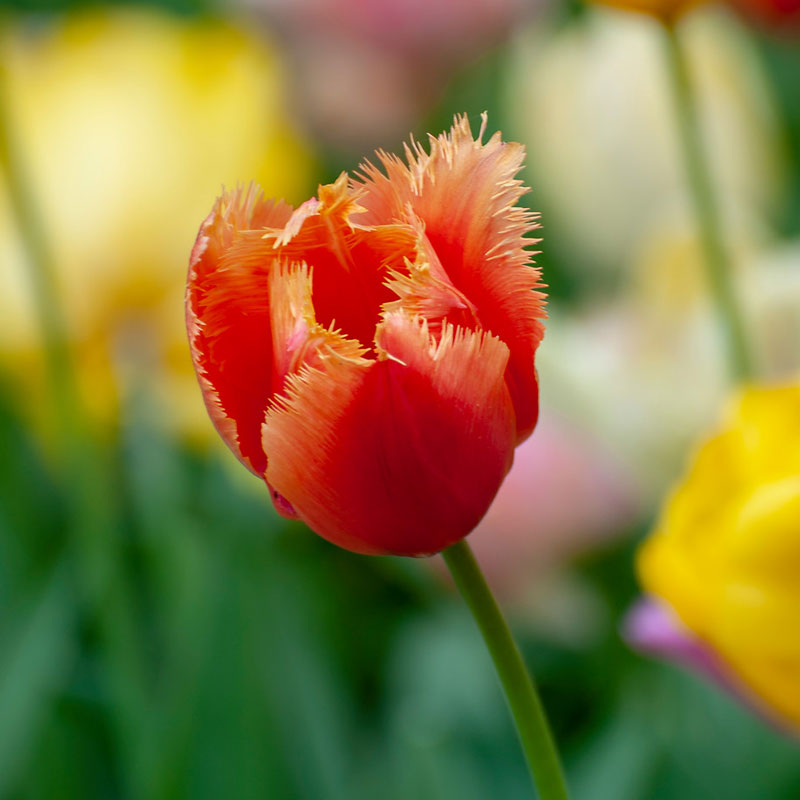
[{"x1": 0, "y1": 561, "x2": 76, "y2": 797}]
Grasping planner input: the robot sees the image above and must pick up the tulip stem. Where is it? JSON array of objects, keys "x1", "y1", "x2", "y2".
[
  {"x1": 661, "y1": 21, "x2": 755, "y2": 382},
  {"x1": 442, "y1": 539, "x2": 570, "y2": 800}
]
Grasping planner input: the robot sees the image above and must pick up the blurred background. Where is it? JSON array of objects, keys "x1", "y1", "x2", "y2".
[{"x1": 0, "y1": 0, "x2": 798, "y2": 797}]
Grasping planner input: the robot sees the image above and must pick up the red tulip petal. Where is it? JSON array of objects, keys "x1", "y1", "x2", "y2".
[
  {"x1": 221, "y1": 174, "x2": 419, "y2": 349},
  {"x1": 383, "y1": 215, "x2": 480, "y2": 337},
  {"x1": 266, "y1": 260, "x2": 370, "y2": 518},
  {"x1": 354, "y1": 114, "x2": 546, "y2": 441},
  {"x1": 269, "y1": 260, "x2": 369, "y2": 390},
  {"x1": 187, "y1": 184, "x2": 292, "y2": 476},
  {"x1": 262, "y1": 314, "x2": 516, "y2": 556}
]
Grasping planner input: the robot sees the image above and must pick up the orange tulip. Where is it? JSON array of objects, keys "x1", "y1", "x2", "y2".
[{"x1": 186, "y1": 115, "x2": 546, "y2": 556}]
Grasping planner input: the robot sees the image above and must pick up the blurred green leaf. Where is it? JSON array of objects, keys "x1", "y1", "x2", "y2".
[
  {"x1": 384, "y1": 605, "x2": 531, "y2": 800},
  {"x1": 0, "y1": 562, "x2": 75, "y2": 797},
  {"x1": 568, "y1": 669, "x2": 665, "y2": 800}
]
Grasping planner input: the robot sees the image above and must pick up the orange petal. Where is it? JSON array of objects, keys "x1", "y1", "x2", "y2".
[
  {"x1": 186, "y1": 184, "x2": 292, "y2": 475},
  {"x1": 268, "y1": 259, "x2": 370, "y2": 389},
  {"x1": 262, "y1": 314, "x2": 516, "y2": 555},
  {"x1": 383, "y1": 214, "x2": 479, "y2": 337},
  {"x1": 223, "y1": 174, "x2": 419, "y2": 348},
  {"x1": 266, "y1": 260, "x2": 370, "y2": 517},
  {"x1": 354, "y1": 113, "x2": 546, "y2": 441}
]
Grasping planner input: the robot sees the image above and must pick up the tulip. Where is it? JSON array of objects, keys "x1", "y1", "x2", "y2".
[
  {"x1": 186, "y1": 117, "x2": 570, "y2": 800},
  {"x1": 508, "y1": 8, "x2": 781, "y2": 276},
  {"x1": 187, "y1": 115, "x2": 546, "y2": 557},
  {"x1": 627, "y1": 384, "x2": 800, "y2": 732},
  {"x1": 0, "y1": 8, "x2": 312, "y2": 433}
]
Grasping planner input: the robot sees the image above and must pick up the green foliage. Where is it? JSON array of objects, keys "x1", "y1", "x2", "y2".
[
  {"x1": 1, "y1": 380, "x2": 798, "y2": 799},
  {"x1": 1, "y1": 1, "x2": 799, "y2": 797},
  {"x1": 0, "y1": 0, "x2": 211, "y2": 15}
]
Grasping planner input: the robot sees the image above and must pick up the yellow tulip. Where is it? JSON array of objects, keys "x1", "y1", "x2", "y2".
[
  {"x1": 637, "y1": 383, "x2": 800, "y2": 730},
  {"x1": 0, "y1": 9, "x2": 313, "y2": 435}
]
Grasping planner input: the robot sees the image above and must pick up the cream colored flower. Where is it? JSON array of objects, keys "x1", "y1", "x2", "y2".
[{"x1": 507, "y1": 7, "x2": 782, "y2": 276}]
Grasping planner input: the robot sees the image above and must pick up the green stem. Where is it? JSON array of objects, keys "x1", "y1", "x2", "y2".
[
  {"x1": 661, "y1": 21, "x2": 755, "y2": 382},
  {"x1": 442, "y1": 539, "x2": 570, "y2": 800}
]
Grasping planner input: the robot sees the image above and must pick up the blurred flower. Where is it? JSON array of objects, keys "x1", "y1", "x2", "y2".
[
  {"x1": 589, "y1": 0, "x2": 701, "y2": 21},
  {"x1": 747, "y1": 241, "x2": 800, "y2": 376},
  {"x1": 237, "y1": 0, "x2": 534, "y2": 153},
  {"x1": 538, "y1": 235, "x2": 800, "y2": 502},
  {"x1": 187, "y1": 116, "x2": 545, "y2": 556},
  {"x1": 508, "y1": 7, "x2": 782, "y2": 276},
  {"x1": 538, "y1": 302, "x2": 728, "y2": 501},
  {"x1": 0, "y1": 9, "x2": 313, "y2": 434},
  {"x1": 517, "y1": 8, "x2": 794, "y2": 503},
  {"x1": 727, "y1": 0, "x2": 800, "y2": 30},
  {"x1": 466, "y1": 408, "x2": 639, "y2": 602},
  {"x1": 627, "y1": 384, "x2": 800, "y2": 732}
]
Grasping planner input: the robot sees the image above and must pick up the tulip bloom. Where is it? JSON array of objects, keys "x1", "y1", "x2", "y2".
[
  {"x1": 627, "y1": 384, "x2": 800, "y2": 732},
  {"x1": 0, "y1": 9, "x2": 312, "y2": 433},
  {"x1": 187, "y1": 115, "x2": 545, "y2": 556},
  {"x1": 587, "y1": 0, "x2": 703, "y2": 21}
]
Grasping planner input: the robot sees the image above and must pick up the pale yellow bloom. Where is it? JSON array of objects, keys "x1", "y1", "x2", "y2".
[
  {"x1": 0, "y1": 9, "x2": 313, "y2": 434},
  {"x1": 638, "y1": 384, "x2": 800, "y2": 729},
  {"x1": 507, "y1": 8, "x2": 782, "y2": 276}
]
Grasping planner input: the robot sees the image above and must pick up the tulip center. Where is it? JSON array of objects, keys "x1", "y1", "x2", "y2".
[
  {"x1": 272, "y1": 181, "x2": 420, "y2": 352},
  {"x1": 307, "y1": 228, "x2": 417, "y2": 351},
  {"x1": 310, "y1": 247, "x2": 392, "y2": 349}
]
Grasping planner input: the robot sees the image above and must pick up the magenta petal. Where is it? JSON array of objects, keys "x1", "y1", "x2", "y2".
[
  {"x1": 624, "y1": 596, "x2": 800, "y2": 737},
  {"x1": 623, "y1": 597, "x2": 733, "y2": 690}
]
